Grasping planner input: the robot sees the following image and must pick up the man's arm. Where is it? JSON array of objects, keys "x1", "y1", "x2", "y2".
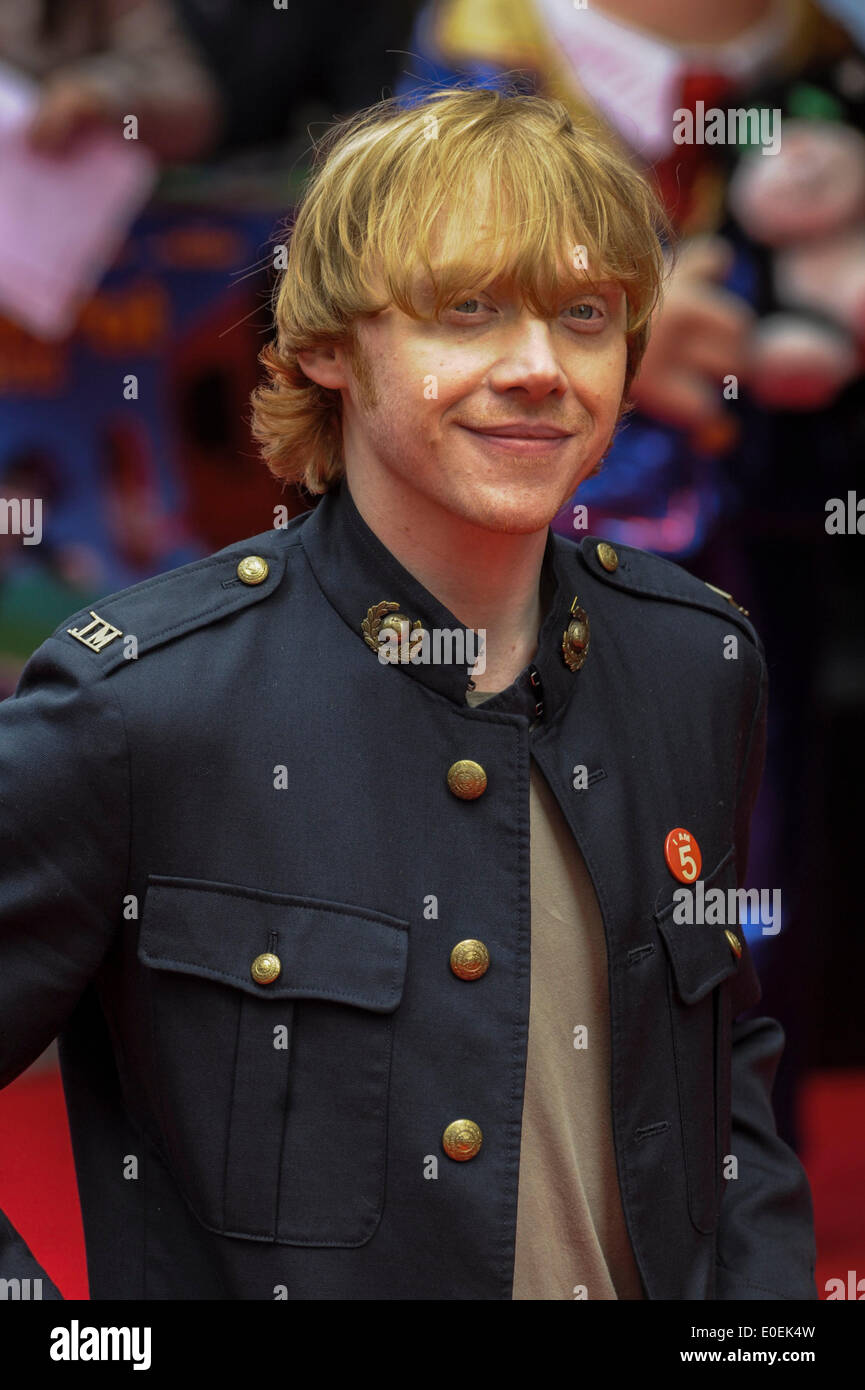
[
  {"x1": 716, "y1": 1016, "x2": 817, "y2": 1299},
  {"x1": 715, "y1": 639, "x2": 817, "y2": 1299},
  {"x1": 0, "y1": 636, "x2": 130, "y2": 1293}
]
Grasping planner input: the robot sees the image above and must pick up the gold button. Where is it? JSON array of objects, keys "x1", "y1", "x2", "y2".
[
  {"x1": 447, "y1": 759, "x2": 487, "y2": 800},
  {"x1": 237, "y1": 555, "x2": 269, "y2": 585},
  {"x1": 442, "y1": 1119, "x2": 483, "y2": 1161},
  {"x1": 724, "y1": 930, "x2": 742, "y2": 960},
  {"x1": 450, "y1": 940, "x2": 490, "y2": 980},
  {"x1": 251, "y1": 952, "x2": 281, "y2": 984},
  {"x1": 596, "y1": 541, "x2": 619, "y2": 572}
]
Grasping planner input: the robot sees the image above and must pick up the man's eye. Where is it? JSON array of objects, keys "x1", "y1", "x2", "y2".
[
  {"x1": 452, "y1": 299, "x2": 484, "y2": 315},
  {"x1": 567, "y1": 303, "x2": 601, "y2": 321}
]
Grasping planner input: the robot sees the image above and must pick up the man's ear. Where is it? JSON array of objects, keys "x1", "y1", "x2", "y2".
[{"x1": 296, "y1": 343, "x2": 350, "y2": 391}]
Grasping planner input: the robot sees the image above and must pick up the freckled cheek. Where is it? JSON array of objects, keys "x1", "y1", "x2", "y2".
[
  {"x1": 430, "y1": 358, "x2": 476, "y2": 396},
  {"x1": 578, "y1": 343, "x2": 628, "y2": 419},
  {"x1": 372, "y1": 364, "x2": 426, "y2": 427},
  {"x1": 410, "y1": 368, "x2": 473, "y2": 436},
  {"x1": 394, "y1": 367, "x2": 447, "y2": 447}
]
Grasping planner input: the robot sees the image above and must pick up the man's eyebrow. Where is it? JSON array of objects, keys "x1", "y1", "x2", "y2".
[
  {"x1": 477, "y1": 274, "x2": 625, "y2": 297},
  {"x1": 564, "y1": 279, "x2": 623, "y2": 298},
  {"x1": 403, "y1": 269, "x2": 625, "y2": 307},
  {"x1": 402, "y1": 272, "x2": 440, "y2": 309},
  {"x1": 407, "y1": 268, "x2": 436, "y2": 294}
]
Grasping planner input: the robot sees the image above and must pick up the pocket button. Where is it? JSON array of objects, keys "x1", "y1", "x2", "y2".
[
  {"x1": 724, "y1": 930, "x2": 742, "y2": 960},
  {"x1": 250, "y1": 952, "x2": 281, "y2": 984}
]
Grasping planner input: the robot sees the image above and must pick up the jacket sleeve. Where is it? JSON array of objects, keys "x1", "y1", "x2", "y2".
[
  {"x1": 0, "y1": 635, "x2": 130, "y2": 1294},
  {"x1": 714, "y1": 638, "x2": 818, "y2": 1299}
]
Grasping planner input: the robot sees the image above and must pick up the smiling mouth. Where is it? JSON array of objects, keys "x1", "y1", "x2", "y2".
[
  {"x1": 458, "y1": 424, "x2": 575, "y2": 455},
  {"x1": 461, "y1": 423, "x2": 573, "y2": 439}
]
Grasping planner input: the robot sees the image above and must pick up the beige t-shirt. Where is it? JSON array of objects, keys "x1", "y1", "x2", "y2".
[{"x1": 466, "y1": 688, "x2": 644, "y2": 1300}]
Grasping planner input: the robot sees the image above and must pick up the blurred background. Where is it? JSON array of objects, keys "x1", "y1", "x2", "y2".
[{"x1": 0, "y1": 0, "x2": 862, "y2": 1299}]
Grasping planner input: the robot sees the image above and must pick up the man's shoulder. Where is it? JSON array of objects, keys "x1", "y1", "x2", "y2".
[
  {"x1": 560, "y1": 532, "x2": 763, "y2": 653},
  {"x1": 39, "y1": 514, "x2": 309, "y2": 682}
]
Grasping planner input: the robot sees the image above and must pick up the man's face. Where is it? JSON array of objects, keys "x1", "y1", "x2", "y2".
[{"x1": 337, "y1": 263, "x2": 629, "y2": 535}]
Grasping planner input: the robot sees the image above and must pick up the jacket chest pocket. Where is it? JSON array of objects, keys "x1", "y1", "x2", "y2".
[
  {"x1": 138, "y1": 876, "x2": 408, "y2": 1247},
  {"x1": 654, "y1": 847, "x2": 741, "y2": 1236}
]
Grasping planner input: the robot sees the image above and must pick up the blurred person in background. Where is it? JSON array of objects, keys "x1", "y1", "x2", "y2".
[{"x1": 1, "y1": 0, "x2": 223, "y2": 161}]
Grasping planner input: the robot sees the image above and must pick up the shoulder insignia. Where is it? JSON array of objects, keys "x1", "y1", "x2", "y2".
[
  {"x1": 575, "y1": 534, "x2": 758, "y2": 640},
  {"x1": 67, "y1": 611, "x2": 124, "y2": 652},
  {"x1": 703, "y1": 581, "x2": 749, "y2": 616},
  {"x1": 53, "y1": 529, "x2": 295, "y2": 676}
]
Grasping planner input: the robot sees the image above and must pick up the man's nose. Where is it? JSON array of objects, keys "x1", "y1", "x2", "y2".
[{"x1": 486, "y1": 318, "x2": 568, "y2": 398}]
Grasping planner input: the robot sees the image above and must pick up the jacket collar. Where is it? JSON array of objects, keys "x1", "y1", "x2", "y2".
[{"x1": 298, "y1": 475, "x2": 588, "y2": 724}]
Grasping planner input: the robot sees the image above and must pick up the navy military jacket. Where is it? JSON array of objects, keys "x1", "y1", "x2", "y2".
[{"x1": 0, "y1": 476, "x2": 817, "y2": 1300}]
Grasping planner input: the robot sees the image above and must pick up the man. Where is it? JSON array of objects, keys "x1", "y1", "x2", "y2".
[{"x1": 0, "y1": 87, "x2": 816, "y2": 1299}]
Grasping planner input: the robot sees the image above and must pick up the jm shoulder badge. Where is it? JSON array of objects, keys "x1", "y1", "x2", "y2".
[
  {"x1": 66, "y1": 610, "x2": 123, "y2": 653},
  {"x1": 562, "y1": 595, "x2": 590, "y2": 671}
]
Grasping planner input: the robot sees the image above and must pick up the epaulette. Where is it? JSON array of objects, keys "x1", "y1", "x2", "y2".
[
  {"x1": 576, "y1": 534, "x2": 759, "y2": 646},
  {"x1": 51, "y1": 524, "x2": 297, "y2": 677}
]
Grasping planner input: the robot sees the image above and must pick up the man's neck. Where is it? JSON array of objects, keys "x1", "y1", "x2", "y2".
[{"x1": 344, "y1": 469, "x2": 548, "y2": 692}]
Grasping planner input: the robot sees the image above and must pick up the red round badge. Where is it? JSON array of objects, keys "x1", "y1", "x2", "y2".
[{"x1": 664, "y1": 828, "x2": 702, "y2": 883}]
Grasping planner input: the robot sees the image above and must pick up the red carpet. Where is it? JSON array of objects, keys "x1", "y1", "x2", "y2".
[
  {"x1": 0, "y1": 1068, "x2": 88, "y2": 1299},
  {"x1": 801, "y1": 1069, "x2": 865, "y2": 1298},
  {"x1": 0, "y1": 1064, "x2": 862, "y2": 1300}
]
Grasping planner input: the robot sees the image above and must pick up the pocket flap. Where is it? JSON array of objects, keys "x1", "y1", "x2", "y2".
[
  {"x1": 654, "y1": 847, "x2": 742, "y2": 1004},
  {"x1": 139, "y1": 876, "x2": 408, "y2": 1012}
]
